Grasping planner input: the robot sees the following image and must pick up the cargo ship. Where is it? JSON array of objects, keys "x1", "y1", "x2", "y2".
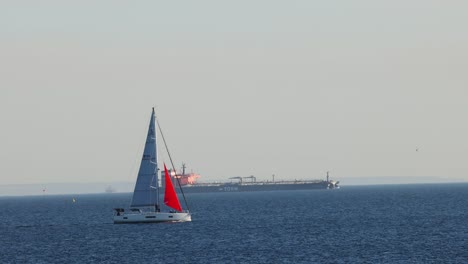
[{"x1": 162, "y1": 164, "x2": 339, "y2": 193}]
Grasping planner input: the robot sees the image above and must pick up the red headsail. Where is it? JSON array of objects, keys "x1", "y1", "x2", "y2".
[{"x1": 164, "y1": 163, "x2": 182, "y2": 212}]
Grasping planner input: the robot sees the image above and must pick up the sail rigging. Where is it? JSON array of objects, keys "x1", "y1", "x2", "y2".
[{"x1": 156, "y1": 115, "x2": 190, "y2": 211}]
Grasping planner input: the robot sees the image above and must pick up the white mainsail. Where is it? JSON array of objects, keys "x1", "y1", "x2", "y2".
[{"x1": 130, "y1": 109, "x2": 158, "y2": 207}]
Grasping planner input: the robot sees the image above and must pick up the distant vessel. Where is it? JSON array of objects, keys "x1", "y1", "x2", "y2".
[
  {"x1": 113, "y1": 108, "x2": 191, "y2": 224},
  {"x1": 164, "y1": 167, "x2": 340, "y2": 193},
  {"x1": 105, "y1": 186, "x2": 116, "y2": 193}
]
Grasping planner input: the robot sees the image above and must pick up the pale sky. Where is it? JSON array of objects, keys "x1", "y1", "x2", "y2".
[{"x1": 1, "y1": 1, "x2": 467, "y2": 187}]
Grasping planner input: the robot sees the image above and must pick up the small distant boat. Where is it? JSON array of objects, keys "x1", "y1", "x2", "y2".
[
  {"x1": 113, "y1": 108, "x2": 191, "y2": 224},
  {"x1": 105, "y1": 186, "x2": 116, "y2": 193}
]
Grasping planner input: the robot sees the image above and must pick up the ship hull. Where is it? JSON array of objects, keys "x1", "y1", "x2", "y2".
[{"x1": 175, "y1": 181, "x2": 336, "y2": 194}]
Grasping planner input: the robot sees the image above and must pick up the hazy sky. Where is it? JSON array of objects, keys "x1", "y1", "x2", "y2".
[{"x1": 1, "y1": 1, "x2": 467, "y2": 186}]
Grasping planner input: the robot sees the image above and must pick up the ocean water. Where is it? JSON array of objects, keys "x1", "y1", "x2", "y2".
[{"x1": 0, "y1": 184, "x2": 467, "y2": 263}]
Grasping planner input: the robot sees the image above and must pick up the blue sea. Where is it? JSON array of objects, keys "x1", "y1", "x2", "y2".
[{"x1": 1, "y1": 184, "x2": 467, "y2": 263}]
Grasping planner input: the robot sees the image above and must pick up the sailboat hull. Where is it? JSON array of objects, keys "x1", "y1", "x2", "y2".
[{"x1": 113, "y1": 212, "x2": 191, "y2": 224}]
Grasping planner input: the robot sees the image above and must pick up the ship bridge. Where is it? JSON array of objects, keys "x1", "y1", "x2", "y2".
[
  {"x1": 243, "y1": 175, "x2": 256, "y2": 183},
  {"x1": 229, "y1": 176, "x2": 243, "y2": 183}
]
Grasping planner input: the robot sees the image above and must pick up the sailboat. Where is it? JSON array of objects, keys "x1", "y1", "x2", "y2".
[{"x1": 113, "y1": 108, "x2": 191, "y2": 223}]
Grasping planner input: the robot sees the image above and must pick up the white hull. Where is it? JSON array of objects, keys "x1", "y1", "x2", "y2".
[{"x1": 114, "y1": 211, "x2": 191, "y2": 224}]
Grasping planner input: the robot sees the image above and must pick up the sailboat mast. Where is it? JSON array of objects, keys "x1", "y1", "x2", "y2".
[
  {"x1": 155, "y1": 115, "x2": 191, "y2": 212},
  {"x1": 152, "y1": 108, "x2": 160, "y2": 211}
]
